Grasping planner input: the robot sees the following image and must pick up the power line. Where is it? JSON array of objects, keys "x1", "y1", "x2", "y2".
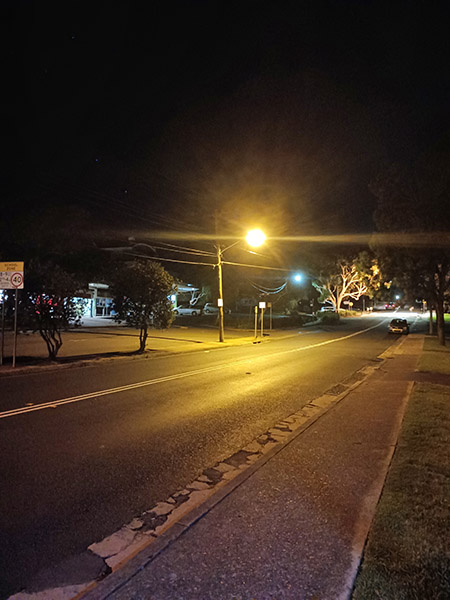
[
  {"x1": 131, "y1": 243, "x2": 215, "y2": 256},
  {"x1": 222, "y1": 260, "x2": 292, "y2": 272},
  {"x1": 124, "y1": 252, "x2": 216, "y2": 268},
  {"x1": 248, "y1": 280, "x2": 287, "y2": 294},
  {"x1": 146, "y1": 241, "x2": 215, "y2": 257},
  {"x1": 138, "y1": 245, "x2": 215, "y2": 258},
  {"x1": 119, "y1": 252, "x2": 292, "y2": 273}
]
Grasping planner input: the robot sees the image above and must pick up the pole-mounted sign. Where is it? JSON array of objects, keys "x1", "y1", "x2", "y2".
[
  {"x1": 0, "y1": 262, "x2": 24, "y2": 289},
  {"x1": 0, "y1": 261, "x2": 24, "y2": 368}
]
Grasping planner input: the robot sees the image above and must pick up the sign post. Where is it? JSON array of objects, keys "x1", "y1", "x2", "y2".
[
  {"x1": 0, "y1": 262, "x2": 24, "y2": 368},
  {"x1": 12, "y1": 289, "x2": 19, "y2": 368},
  {"x1": 0, "y1": 292, "x2": 5, "y2": 366},
  {"x1": 259, "y1": 301, "x2": 266, "y2": 338}
]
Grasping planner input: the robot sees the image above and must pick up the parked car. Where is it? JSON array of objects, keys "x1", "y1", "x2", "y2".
[
  {"x1": 203, "y1": 303, "x2": 231, "y2": 314},
  {"x1": 173, "y1": 305, "x2": 200, "y2": 316},
  {"x1": 320, "y1": 306, "x2": 336, "y2": 312},
  {"x1": 388, "y1": 318, "x2": 409, "y2": 334}
]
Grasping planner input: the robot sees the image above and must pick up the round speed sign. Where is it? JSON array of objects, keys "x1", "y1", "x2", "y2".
[{"x1": 11, "y1": 272, "x2": 24, "y2": 288}]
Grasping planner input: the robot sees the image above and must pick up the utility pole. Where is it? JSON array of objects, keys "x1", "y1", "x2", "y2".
[
  {"x1": 217, "y1": 244, "x2": 224, "y2": 342},
  {"x1": 213, "y1": 221, "x2": 266, "y2": 343}
]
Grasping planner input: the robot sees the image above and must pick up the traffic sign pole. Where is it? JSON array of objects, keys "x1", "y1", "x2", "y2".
[
  {"x1": 0, "y1": 293, "x2": 5, "y2": 366},
  {"x1": 0, "y1": 262, "x2": 24, "y2": 367},
  {"x1": 12, "y1": 289, "x2": 18, "y2": 368}
]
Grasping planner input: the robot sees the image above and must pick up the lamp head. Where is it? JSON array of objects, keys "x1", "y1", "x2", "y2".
[{"x1": 246, "y1": 229, "x2": 266, "y2": 247}]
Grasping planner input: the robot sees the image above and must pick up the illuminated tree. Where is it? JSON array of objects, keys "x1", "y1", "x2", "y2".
[{"x1": 312, "y1": 253, "x2": 381, "y2": 311}]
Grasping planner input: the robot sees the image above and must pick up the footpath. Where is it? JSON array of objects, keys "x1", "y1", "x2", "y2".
[{"x1": 61, "y1": 334, "x2": 425, "y2": 600}]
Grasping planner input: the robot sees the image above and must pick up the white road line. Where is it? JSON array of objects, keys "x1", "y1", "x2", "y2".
[{"x1": 0, "y1": 320, "x2": 386, "y2": 419}]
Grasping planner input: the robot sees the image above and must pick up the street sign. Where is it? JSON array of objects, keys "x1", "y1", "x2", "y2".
[{"x1": 0, "y1": 262, "x2": 24, "y2": 289}]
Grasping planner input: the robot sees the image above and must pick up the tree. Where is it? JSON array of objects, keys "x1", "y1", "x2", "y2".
[
  {"x1": 370, "y1": 153, "x2": 450, "y2": 345},
  {"x1": 19, "y1": 260, "x2": 85, "y2": 360},
  {"x1": 312, "y1": 252, "x2": 381, "y2": 311},
  {"x1": 112, "y1": 260, "x2": 175, "y2": 353}
]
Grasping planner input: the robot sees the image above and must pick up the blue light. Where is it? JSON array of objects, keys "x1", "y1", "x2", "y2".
[{"x1": 292, "y1": 273, "x2": 303, "y2": 283}]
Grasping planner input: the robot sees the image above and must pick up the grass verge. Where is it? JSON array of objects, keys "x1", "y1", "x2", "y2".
[
  {"x1": 352, "y1": 382, "x2": 450, "y2": 600},
  {"x1": 418, "y1": 335, "x2": 450, "y2": 375}
]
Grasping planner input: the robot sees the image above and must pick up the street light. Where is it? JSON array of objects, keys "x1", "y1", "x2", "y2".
[
  {"x1": 246, "y1": 228, "x2": 266, "y2": 247},
  {"x1": 216, "y1": 229, "x2": 266, "y2": 342}
]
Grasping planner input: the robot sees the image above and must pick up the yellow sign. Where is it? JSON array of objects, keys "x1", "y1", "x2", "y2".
[
  {"x1": 0, "y1": 262, "x2": 24, "y2": 289},
  {"x1": 0, "y1": 262, "x2": 24, "y2": 272}
]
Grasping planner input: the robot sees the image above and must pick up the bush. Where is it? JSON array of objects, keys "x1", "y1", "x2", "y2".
[
  {"x1": 339, "y1": 309, "x2": 360, "y2": 317},
  {"x1": 318, "y1": 311, "x2": 340, "y2": 324}
]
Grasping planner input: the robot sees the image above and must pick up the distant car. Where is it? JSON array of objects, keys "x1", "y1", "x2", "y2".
[
  {"x1": 389, "y1": 318, "x2": 409, "y2": 334},
  {"x1": 203, "y1": 303, "x2": 231, "y2": 314},
  {"x1": 320, "y1": 306, "x2": 336, "y2": 312},
  {"x1": 173, "y1": 305, "x2": 200, "y2": 316}
]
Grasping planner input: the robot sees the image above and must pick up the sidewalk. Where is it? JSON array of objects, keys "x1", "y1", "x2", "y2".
[{"x1": 78, "y1": 335, "x2": 423, "y2": 600}]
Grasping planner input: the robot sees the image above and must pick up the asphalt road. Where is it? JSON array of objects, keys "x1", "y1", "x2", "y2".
[{"x1": 0, "y1": 313, "x2": 426, "y2": 598}]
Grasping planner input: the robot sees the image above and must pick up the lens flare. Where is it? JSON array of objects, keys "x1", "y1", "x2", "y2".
[{"x1": 246, "y1": 229, "x2": 266, "y2": 247}]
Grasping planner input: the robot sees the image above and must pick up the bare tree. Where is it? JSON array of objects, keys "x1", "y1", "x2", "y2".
[{"x1": 313, "y1": 255, "x2": 381, "y2": 311}]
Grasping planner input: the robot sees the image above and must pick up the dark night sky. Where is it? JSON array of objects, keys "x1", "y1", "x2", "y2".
[{"x1": 4, "y1": 0, "x2": 450, "y2": 238}]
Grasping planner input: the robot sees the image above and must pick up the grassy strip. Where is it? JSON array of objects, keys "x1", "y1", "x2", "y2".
[
  {"x1": 352, "y1": 383, "x2": 450, "y2": 600},
  {"x1": 418, "y1": 335, "x2": 450, "y2": 375}
]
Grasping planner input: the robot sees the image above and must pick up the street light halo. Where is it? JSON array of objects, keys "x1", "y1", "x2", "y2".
[{"x1": 246, "y1": 228, "x2": 266, "y2": 247}]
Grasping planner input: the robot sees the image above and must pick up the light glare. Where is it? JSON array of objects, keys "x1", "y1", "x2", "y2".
[{"x1": 246, "y1": 229, "x2": 266, "y2": 247}]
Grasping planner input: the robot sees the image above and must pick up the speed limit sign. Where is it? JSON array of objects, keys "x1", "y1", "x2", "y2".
[
  {"x1": 11, "y1": 272, "x2": 24, "y2": 288},
  {"x1": 0, "y1": 262, "x2": 24, "y2": 289}
]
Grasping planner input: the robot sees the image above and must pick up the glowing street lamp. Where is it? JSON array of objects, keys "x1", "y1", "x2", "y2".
[
  {"x1": 216, "y1": 229, "x2": 266, "y2": 342},
  {"x1": 246, "y1": 228, "x2": 266, "y2": 248}
]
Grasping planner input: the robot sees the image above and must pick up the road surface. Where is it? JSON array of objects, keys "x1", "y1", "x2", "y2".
[{"x1": 0, "y1": 313, "x2": 425, "y2": 598}]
